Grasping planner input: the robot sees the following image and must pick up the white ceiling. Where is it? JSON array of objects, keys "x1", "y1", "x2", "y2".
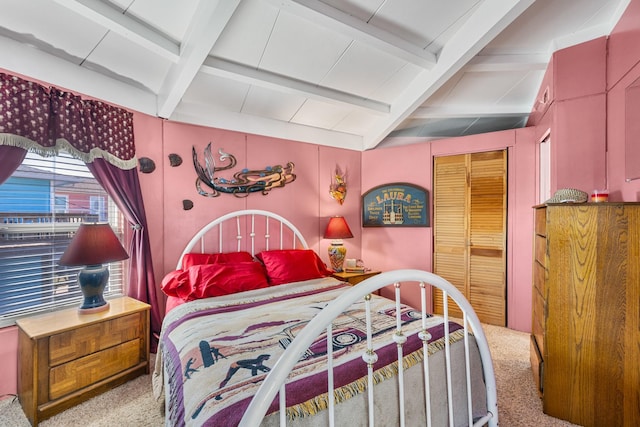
[{"x1": 0, "y1": 0, "x2": 630, "y2": 151}]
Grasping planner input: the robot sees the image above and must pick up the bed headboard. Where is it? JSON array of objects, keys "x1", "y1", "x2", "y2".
[{"x1": 176, "y1": 209, "x2": 309, "y2": 270}]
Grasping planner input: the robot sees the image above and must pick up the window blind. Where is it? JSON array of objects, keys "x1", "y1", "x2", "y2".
[{"x1": 0, "y1": 151, "x2": 125, "y2": 327}]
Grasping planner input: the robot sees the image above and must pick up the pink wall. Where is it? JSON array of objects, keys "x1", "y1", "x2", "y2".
[
  {"x1": 130, "y1": 119, "x2": 364, "y2": 315},
  {"x1": 0, "y1": 327, "x2": 18, "y2": 398},
  {"x1": 362, "y1": 129, "x2": 537, "y2": 332},
  {"x1": 606, "y1": 0, "x2": 640, "y2": 200},
  {"x1": 2, "y1": 0, "x2": 640, "y2": 397}
]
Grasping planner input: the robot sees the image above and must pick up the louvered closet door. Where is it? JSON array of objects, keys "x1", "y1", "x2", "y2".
[
  {"x1": 433, "y1": 150, "x2": 507, "y2": 326},
  {"x1": 433, "y1": 154, "x2": 468, "y2": 318}
]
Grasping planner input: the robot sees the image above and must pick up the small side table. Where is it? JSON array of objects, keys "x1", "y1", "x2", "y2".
[
  {"x1": 17, "y1": 296, "x2": 150, "y2": 426},
  {"x1": 332, "y1": 270, "x2": 381, "y2": 286}
]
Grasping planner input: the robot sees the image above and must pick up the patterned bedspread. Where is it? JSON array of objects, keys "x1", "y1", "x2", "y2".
[{"x1": 153, "y1": 277, "x2": 463, "y2": 427}]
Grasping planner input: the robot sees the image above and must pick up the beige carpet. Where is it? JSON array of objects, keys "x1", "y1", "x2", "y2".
[{"x1": 0, "y1": 326, "x2": 581, "y2": 426}]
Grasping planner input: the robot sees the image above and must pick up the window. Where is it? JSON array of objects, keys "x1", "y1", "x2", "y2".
[
  {"x1": 0, "y1": 151, "x2": 125, "y2": 327},
  {"x1": 54, "y1": 195, "x2": 69, "y2": 213}
]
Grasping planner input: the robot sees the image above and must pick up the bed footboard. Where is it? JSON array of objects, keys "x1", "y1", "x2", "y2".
[{"x1": 239, "y1": 269, "x2": 498, "y2": 427}]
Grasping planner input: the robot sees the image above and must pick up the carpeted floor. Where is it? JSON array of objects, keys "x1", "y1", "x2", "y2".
[
  {"x1": 481, "y1": 324, "x2": 580, "y2": 427},
  {"x1": 0, "y1": 325, "x2": 581, "y2": 426}
]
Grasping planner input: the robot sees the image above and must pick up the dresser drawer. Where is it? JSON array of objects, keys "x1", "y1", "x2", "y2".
[
  {"x1": 532, "y1": 288, "x2": 545, "y2": 356},
  {"x1": 49, "y1": 313, "x2": 143, "y2": 366},
  {"x1": 535, "y1": 207, "x2": 547, "y2": 236},
  {"x1": 49, "y1": 338, "x2": 142, "y2": 400},
  {"x1": 533, "y1": 260, "x2": 546, "y2": 296},
  {"x1": 534, "y1": 235, "x2": 547, "y2": 268},
  {"x1": 530, "y1": 335, "x2": 544, "y2": 395}
]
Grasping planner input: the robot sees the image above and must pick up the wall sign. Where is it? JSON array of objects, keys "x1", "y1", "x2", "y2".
[{"x1": 362, "y1": 183, "x2": 429, "y2": 227}]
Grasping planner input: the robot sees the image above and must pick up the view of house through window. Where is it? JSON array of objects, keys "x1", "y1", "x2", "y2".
[{"x1": 0, "y1": 151, "x2": 125, "y2": 327}]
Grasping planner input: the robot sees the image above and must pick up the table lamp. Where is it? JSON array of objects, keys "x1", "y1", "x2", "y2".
[
  {"x1": 59, "y1": 223, "x2": 129, "y2": 313},
  {"x1": 323, "y1": 216, "x2": 353, "y2": 272}
]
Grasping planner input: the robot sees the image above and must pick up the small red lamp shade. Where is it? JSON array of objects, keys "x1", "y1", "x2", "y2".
[
  {"x1": 323, "y1": 216, "x2": 353, "y2": 272},
  {"x1": 59, "y1": 223, "x2": 129, "y2": 313},
  {"x1": 323, "y1": 216, "x2": 354, "y2": 240}
]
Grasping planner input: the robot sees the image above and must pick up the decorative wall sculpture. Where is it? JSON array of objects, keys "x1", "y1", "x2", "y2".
[
  {"x1": 193, "y1": 143, "x2": 296, "y2": 198},
  {"x1": 138, "y1": 157, "x2": 156, "y2": 173},
  {"x1": 182, "y1": 200, "x2": 194, "y2": 210},
  {"x1": 169, "y1": 153, "x2": 183, "y2": 167},
  {"x1": 329, "y1": 165, "x2": 347, "y2": 205}
]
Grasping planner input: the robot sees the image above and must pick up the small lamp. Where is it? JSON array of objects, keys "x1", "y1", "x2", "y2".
[
  {"x1": 323, "y1": 216, "x2": 354, "y2": 272},
  {"x1": 59, "y1": 223, "x2": 129, "y2": 313}
]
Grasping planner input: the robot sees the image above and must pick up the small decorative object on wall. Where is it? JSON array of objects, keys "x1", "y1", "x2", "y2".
[
  {"x1": 362, "y1": 182, "x2": 429, "y2": 227},
  {"x1": 193, "y1": 142, "x2": 296, "y2": 198},
  {"x1": 169, "y1": 153, "x2": 183, "y2": 167},
  {"x1": 329, "y1": 165, "x2": 347, "y2": 205},
  {"x1": 182, "y1": 199, "x2": 194, "y2": 210},
  {"x1": 138, "y1": 157, "x2": 156, "y2": 173}
]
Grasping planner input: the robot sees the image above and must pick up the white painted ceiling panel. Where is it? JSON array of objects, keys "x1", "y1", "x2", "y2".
[
  {"x1": 320, "y1": 41, "x2": 407, "y2": 100},
  {"x1": 209, "y1": 0, "x2": 279, "y2": 67},
  {"x1": 371, "y1": 63, "x2": 423, "y2": 105},
  {"x1": 447, "y1": 71, "x2": 533, "y2": 105},
  {"x1": 243, "y1": 86, "x2": 306, "y2": 122},
  {"x1": 333, "y1": 109, "x2": 380, "y2": 136},
  {"x1": 485, "y1": 0, "x2": 626, "y2": 53},
  {"x1": 259, "y1": 11, "x2": 352, "y2": 83},
  {"x1": 368, "y1": 0, "x2": 481, "y2": 50},
  {"x1": 86, "y1": 32, "x2": 172, "y2": 93},
  {"x1": 0, "y1": 0, "x2": 104, "y2": 62},
  {"x1": 319, "y1": 0, "x2": 383, "y2": 22},
  {"x1": 122, "y1": 0, "x2": 200, "y2": 42},
  {"x1": 497, "y1": 71, "x2": 547, "y2": 106},
  {"x1": 0, "y1": 0, "x2": 632, "y2": 151},
  {"x1": 181, "y1": 73, "x2": 249, "y2": 113},
  {"x1": 292, "y1": 98, "x2": 353, "y2": 129}
]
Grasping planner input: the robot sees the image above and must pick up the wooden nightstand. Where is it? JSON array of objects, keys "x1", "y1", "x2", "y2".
[
  {"x1": 332, "y1": 270, "x2": 381, "y2": 285},
  {"x1": 16, "y1": 296, "x2": 150, "y2": 426}
]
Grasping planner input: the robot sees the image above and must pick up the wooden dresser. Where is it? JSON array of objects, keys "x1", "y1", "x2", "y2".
[
  {"x1": 17, "y1": 296, "x2": 150, "y2": 426},
  {"x1": 531, "y1": 203, "x2": 640, "y2": 427}
]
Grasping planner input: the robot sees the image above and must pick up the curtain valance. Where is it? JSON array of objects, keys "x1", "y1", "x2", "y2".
[{"x1": 0, "y1": 72, "x2": 137, "y2": 170}]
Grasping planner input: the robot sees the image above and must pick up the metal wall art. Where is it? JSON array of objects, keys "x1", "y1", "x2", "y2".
[
  {"x1": 329, "y1": 165, "x2": 347, "y2": 205},
  {"x1": 193, "y1": 143, "x2": 296, "y2": 198},
  {"x1": 138, "y1": 157, "x2": 156, "y2": 173},
  {"x1": 168, "y1": 153, "x2": 183, "y2": 167}
]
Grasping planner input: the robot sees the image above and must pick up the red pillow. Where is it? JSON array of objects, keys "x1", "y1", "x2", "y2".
[
  {"x1": 161, "y1": 269, "x2": 191, "y2": 299},
  {"x1": 161, "y1": 262, "x2": 268, "y2": 299},
  {"x1": 257, "y1": 249, "x2": 332, "y2": 286},
  {"x1": 181, "y1": 251, "x2": 253, "y2": 269}
]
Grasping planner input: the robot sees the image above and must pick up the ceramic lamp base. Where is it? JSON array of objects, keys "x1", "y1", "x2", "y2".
[
  {"x1": 77, "y1": 265, "x2": 110, "y2": 313},
  {"x1": 328, "y1": 243, "x2": 347, "y2": 272}
]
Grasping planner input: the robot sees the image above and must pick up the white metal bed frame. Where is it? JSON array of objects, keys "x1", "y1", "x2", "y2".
[
  {"x1": 167, "y1": 210, "x2": 498, "y2": 426},
  {"x1": 176, "y1": 209, "x2": 309, "y2": 270},
  {"x1": 240, "y1": 270, "x2": 498, "y2": 427}
]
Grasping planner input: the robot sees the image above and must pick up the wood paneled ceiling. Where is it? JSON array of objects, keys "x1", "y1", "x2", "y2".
[{"x1": 0, "y1": 0, "x2": 630, "y2": 150}]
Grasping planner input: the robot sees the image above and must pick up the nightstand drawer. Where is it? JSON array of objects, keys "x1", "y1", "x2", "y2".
[
  {"x1": 49, "y1": 338, "x2": 142, "y2": 399},
  {"x1": 49, "y1": 313, "x2": 143, "y2": 366}
]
